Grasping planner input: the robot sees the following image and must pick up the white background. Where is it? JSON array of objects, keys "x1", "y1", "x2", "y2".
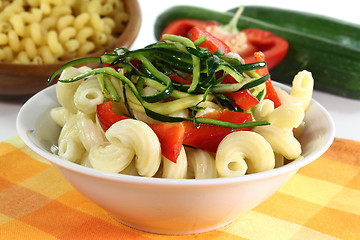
[{"x1": 1, "y1": 0, "x2": 360, "y2": 142}]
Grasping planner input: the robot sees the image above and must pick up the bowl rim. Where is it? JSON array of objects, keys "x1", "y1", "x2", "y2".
[{"x1": 16, "y1": 82, "x2": 335, "y2": 187}]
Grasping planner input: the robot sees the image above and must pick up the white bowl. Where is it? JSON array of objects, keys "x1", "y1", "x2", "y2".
[{"x1": 16, "y1": 82, "x2": 335, "y2": 235}]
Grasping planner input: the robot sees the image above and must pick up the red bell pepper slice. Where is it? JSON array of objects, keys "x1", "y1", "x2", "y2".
[
  {"x1": 97, "y1": 102, "x2": 185, "y2": 163},
  {"x1": 168, "y1": 74, "x2": 191, "y2": 85},
  {"x1": 240, "y1": 29, "x2": 288, "y2": 70},
  {"x1": 227, "y1": 89, "x2": 260, "y2": 111},
  {"x1": 149, "y1": 122, "x2": 185, "y2": 163},
  {"x1": 160, "y1": 19, "x2": 219, "y2": 39},
  {"x1": 187, "y1": 26, "x2": 231, "y2": 54},
  {"x1": 104, "y1": 63, "x2": 121, "y2": 72},
  {"x1": 97, "y1": 104, "x2": 253, "y2": 161},
  {"x1": 183, "y1": 109, "x2": 252, "y2": 152},
  {"x1": 221, "y1": 74, "x2": 259, "y2": 111},
  {"x1": 97, "y1": 101, "x2": 129, "y2": 131},
  {"x1": 160, "y1": 19, "x2": 288, "y2": 70},
  {"x1": 254, "y1": 51, "x2": 282, "y2": 108}
]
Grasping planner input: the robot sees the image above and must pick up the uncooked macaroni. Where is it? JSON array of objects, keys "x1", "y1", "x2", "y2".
[{"x1": 0, "y1": 0, "x2": 128, "y2": 64}]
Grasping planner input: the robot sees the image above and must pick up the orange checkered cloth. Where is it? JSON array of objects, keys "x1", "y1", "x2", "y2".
[{"x1": 0, "y1": 136, "x2": 359, "y2": 240}]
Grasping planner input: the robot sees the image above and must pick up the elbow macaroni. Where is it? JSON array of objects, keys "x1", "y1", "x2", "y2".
[{"x1": 0, "y1": 0, "x2": 129, "y2": 64}]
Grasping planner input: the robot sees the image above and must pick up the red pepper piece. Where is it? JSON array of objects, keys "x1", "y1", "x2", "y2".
[
  {"x1": 104, "y1": 63, "x2": 121, "y2": 72},
  {"x1": 97, "y1": 102, "x2": 185, "y2": 163},
  {"x1": 241, "y1": 29, "x2": 289, "y2": 70},
  {"x1": 160, "y1": 19, "x2": 288, "y2": 70},
  {"x1": 254, "y1": 51, "x2": 282, "y2": 108},
  {"x1": 161, "y1": 19, "x2": 219, "y2": 39},
  {"x1": 183, "y1": 109, "x2": 252, "y2": 152},
  {"x1": 187, "y1": 26, "x2": 231, "y2": 54},
  {"x1": 228, "y1": 89, "x2": 260, "y2": 111},
  {"x1": 168, "y1": 74, "x2": 191, "y2": 85},
  {"x1": 97, "y1": 101, "x2": 129, "y2": 131},
  {"x1": 149, "y1": 122, "x2": 185, "y2": 163},
  {"x1": 221, "y1": 74, "x2": 259, "y2": 111}
]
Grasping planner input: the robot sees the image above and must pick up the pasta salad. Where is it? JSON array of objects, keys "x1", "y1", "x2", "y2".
[{"x1": 48, "y1": 32, "x2": 314, "y2": 179}]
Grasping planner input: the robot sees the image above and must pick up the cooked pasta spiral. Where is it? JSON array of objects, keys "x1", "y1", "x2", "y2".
[
  {"x1": 105, "y1": 119, "x2": 162, "y2": 177},
  {"x1": 162, "y1": 147, "x2": 188, "y2": 179},
  {"x1": 276, "y1": 70, "x2": 314, "y2": 111},
  {"x1": 186, "y1": 148, "x2": 217, "y2": 179},
  {"x1": 89, "y1": 142, "x2": 135, "y2": 173},
  {"x1": 73, "y1": 77, "x2": 104, "y2": 114},
  {"x1": 216, "y1": 131, "x2": 275, "y2": 177},
  {"x1": 57, "y1": 114, "x2": 85, "y2": 163},
  {"x1": 253, "y1": 125, "x2": 302, "y2": 160}
]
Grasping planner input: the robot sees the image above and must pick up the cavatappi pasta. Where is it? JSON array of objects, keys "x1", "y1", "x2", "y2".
[
  {"x1": 0, "y1": 0, "x2": 128, "y2": 64},
  {"x1": 48, "y1": 35, "x2": 314, "y2": 179},
  {"x1": 50, "y1": 66, "x2": 314, "y2": 179}
]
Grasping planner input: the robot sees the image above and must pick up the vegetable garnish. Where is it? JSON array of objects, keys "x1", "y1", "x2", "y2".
[
  {"x1": 48, "y1": 33, "x2": 271, "y2": 133},
  {"x1": 157, "y1": 6, "x2": 288, "y2": 70},
  {"x1": 155, "y1": 5, "x2": 360, "y2": 99}
]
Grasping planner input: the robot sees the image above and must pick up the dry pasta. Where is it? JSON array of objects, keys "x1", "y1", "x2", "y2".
[{"x1": 0, "y1": 0, "x2": 129, "y2": 64}]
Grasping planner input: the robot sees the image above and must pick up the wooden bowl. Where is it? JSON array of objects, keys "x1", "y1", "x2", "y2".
[{"x1": 0, "y1": 0, "x2": 141, "y2": 96}]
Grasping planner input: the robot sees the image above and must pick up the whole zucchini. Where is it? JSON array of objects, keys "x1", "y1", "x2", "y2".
[
  {"x1": 232, "y1": 6, "x2": 360, "y2": 50},
  {"x1": 154, "y1": 5, "x2": 360, "y2": 99}
]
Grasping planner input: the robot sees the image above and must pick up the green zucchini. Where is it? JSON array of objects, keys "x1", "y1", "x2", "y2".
[
  {"x1": 154, "y1": 5, "x2": 360, "y2": 99},
  {"x1": 232, "y1": 6, "x2": 360, "y2": 50}
]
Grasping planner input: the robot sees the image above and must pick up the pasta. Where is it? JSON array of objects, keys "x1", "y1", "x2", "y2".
[
  {"x1": 253, "y1": 125, "x2": 302, "y2": 160},
  {"x1": 162, "y1": 147, "x2": 188, "y2": 179},
  {"x1": 275, "y1": 70, "x2": 314, "y2": 111},
  {"x1": 0, "y1": 0, "x2": 129, "y2": 64},
  {"x1": 50, "y1": 64, "x2": 314, "y2": 178},
  {"x1": 105, "y1": 119, "x2": 162, "y2": 177},
  {"x1": 186, "y1": 148, "x2": 217, "y2": 179},
  {"x1": 57, "y1": 114, "x2": 85, "y2": 163},
  {"x1": 89, "y1": 142, "x2": 135, "y2": 173},
  {"x1": 48, "y1": 28, "x2": 315, "y2": 179},
  {"x1": 50, "y1": 107, "x2": 73, "y2": 127},
  {"x1": 73, "y1": 77, "x2": 104, "y2": 114},
  {"x1": 56, "y1": 67, "x2": 84, "y2": 113},
  {"x1": 76, "y1": 112, "x2": 106, "y2": 152},
  {"x1": 216, "y1": 131, "x2": 275, "y2": 177}
]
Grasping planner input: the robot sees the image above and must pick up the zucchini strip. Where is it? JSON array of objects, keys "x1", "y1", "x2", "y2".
[
  {"x1": 162, "y1": 34, "x2": 201, "y2": 93},
  {"x1": 57, "y1": 67, "x2": 269, "y2": 128},
  {"x1": 50, "y1": 33, "x2": 273, "y2": 129}
]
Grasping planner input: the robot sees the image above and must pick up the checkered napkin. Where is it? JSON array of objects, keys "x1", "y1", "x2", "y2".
[{"x1": 0, "y1": 137, "x2": 359, "y2": 240}]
